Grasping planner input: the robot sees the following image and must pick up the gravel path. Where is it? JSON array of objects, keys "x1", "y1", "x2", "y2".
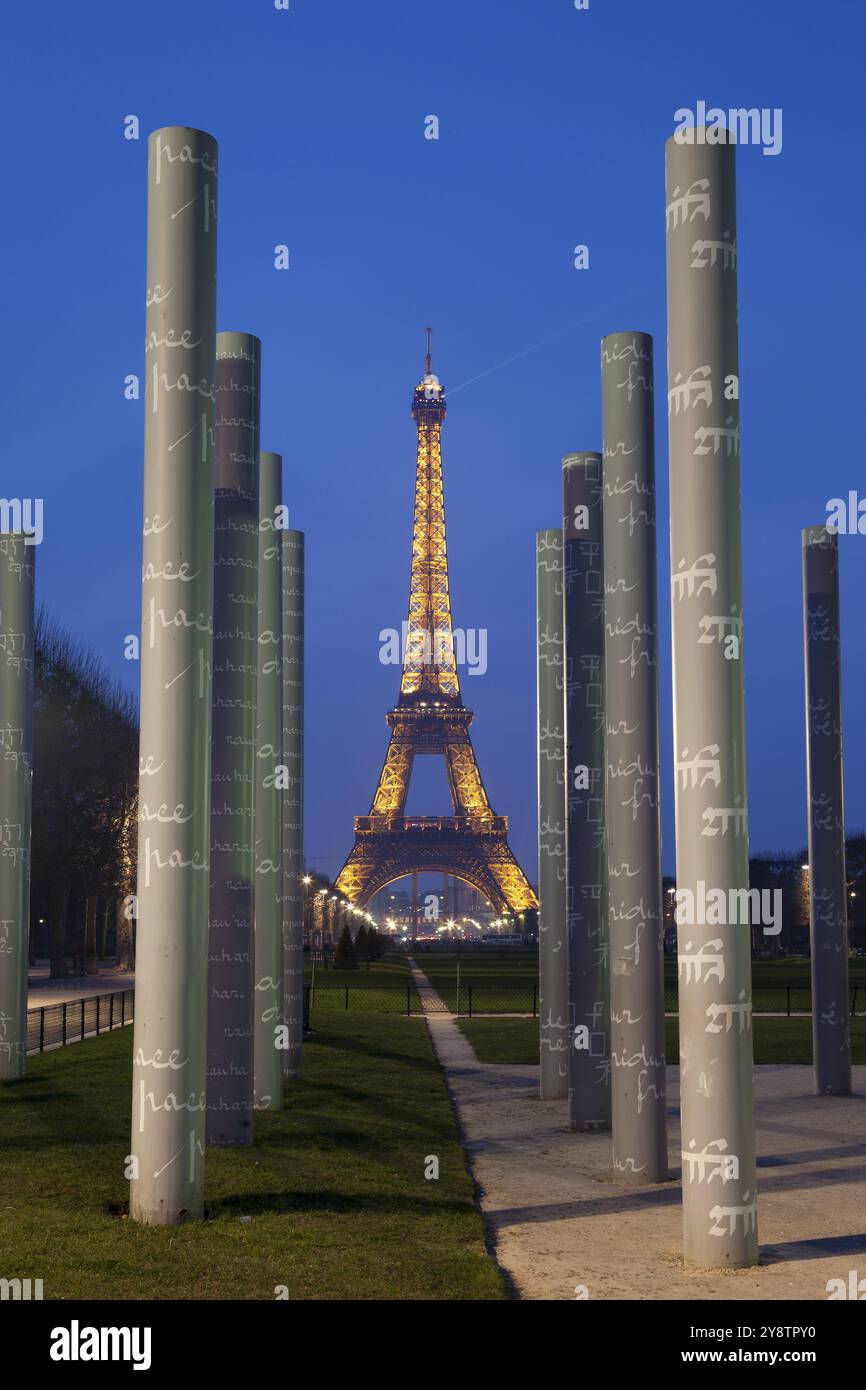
[{"x1": 408, "y1": 959, "x2": 866, "y2": 1301}]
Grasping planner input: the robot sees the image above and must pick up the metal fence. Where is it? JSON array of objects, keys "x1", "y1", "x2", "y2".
[
  {"x1": 307, "y1": 981, "x2": 863, "y2": 1019},
  {"x1": 308, "y1": 984, "x2": 537, "y2": 1016},
  {"x1": 309, "y1": 985, "x2": 421, "y2": 1015},
  {"x1": 25, "y1": 980, "x2": 861, "y2": 1052},
  {"x1": 663, "y1": 983, "x2": 862, "y2": 1017},
  {"x1": 27, "y1": 989, "x2": 135, "y2": 1054}
]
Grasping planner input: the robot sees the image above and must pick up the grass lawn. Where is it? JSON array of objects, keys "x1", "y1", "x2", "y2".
[
  {"x1": 304, "y1": 948, "x2": 414, "y2": 987},
  {"x1": 458, "y1": 1016, "x2": 866, "y2": 1067},
  {"x1": 417, "y1": 950, "x2": 866, "y2": 1015},
  {"x1": 0, "y1": 1014, "x2": 505, "y2": 1301},
  {"x1": 306, "y1": 948, "x2": 422, "y2": 1015},
  {"x1": 417, "y1": 948, "x2": 537, "y2": 1012},
  {"x1": 419, "y1": 948, "x2": 538, "y2": 990}
]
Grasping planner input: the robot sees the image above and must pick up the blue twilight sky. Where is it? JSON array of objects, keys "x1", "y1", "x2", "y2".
[{"x1": 1, "y1": 0, "x2": 863, "y2": 883}]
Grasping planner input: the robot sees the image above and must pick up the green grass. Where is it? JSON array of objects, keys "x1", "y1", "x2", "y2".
[
  {"x1": 0, "y1": 1015, "x2": 505, "y2": 1301},
  {"x1": 458, "y1": 1016, "x2": 866, "y2": 1067},
  {"x1": 305, "y1": 949, "x2": 422, "y2": 1014},
  {"x1": 304, "y1": 948, "x2": 414, "y2": 988},
  {"x1": 419, "y1": 948, "x2": 538, "y2": 990},
  {"x1": 417, "y1": 948, "x2": 537, "y2": 1012},
  {"x1": 417, "y1": 950, "x2": 866, "y2": 1016}
]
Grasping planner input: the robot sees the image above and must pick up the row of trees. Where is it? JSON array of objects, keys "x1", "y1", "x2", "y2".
[
  {"x1": 334, "y1": 923, "x2": 387, "y2": 969},
  {"x1": 660, "y1": 836, "x2": 866, "y2": 955},
  {"x1": 749, "y1": 837, "x2": 866, "y2": 954},
  {"x1": 30, "y1": 612, "x2": 138, "y2": 976}
]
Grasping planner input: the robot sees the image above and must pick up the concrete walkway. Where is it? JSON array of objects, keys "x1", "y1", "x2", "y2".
[
  {"x1": 28, "y1": 962, "x2": 134, "y2": 1007},
  {"x1": 407, "y1": 959, "x2": 866, "y2": 1301}
]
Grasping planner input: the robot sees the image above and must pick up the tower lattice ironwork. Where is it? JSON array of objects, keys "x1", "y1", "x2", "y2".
[{"x1": 335, "y1": 332, "x2": 538, "y2": 916}]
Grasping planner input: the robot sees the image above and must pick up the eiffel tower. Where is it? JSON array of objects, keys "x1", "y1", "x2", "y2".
[{"x1": 336, "y1": 332, "x2": 537, "y2": 916}]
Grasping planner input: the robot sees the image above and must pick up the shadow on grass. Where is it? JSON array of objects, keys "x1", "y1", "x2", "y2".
[
  {"x1": 204, "y1": 1189, "x2": 474, "y2": 1219},
  {"x1": 258, "y1": 1085, "x2": 460, "y2": 1151},
  {"x1": 247, "y1": 1124, "x2": 393, "y2": 1157},
  {"x1": 308, "y1": 1029, "x2": 440, "y2": 1076},
  {"x1": 0, "y1": 1072, "x2": 53, "y2": 1090},
  {"x1": 0, "y1": 1089, "x2": 74, "y2": 1105}
]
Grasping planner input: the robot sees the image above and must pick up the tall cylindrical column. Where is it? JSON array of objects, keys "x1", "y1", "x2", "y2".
[
  {"x1": 601, "y1": 334, "x2": 668, "y2": 1182},
  {"x1": 666, "y1": 130, "x2": 757, "y2": 1266},
  {"x1": 282, "y1": 530, "x2": 305, "y2": 1078},
  {"x1": 253, "y1": 452, "x2": 283, "y2": 1109},
  {"x1": 131, "y1": 127, "x2": 217, "y2": 1224},
  {"x1": 206, "y1": 331, "x2": 261, "y2": 1145},
  {"x1": 536, "y1": 529, "x2": 568, "y2": 1100},
  {"x1": 803, "y1": 525, "x2": 851, "y2": 1096},
  {"x1": 562, "y1": 455, "x2": 610, "y2": 1130},
  {"x1": 0, "y1": 536, "x2": 35, "y2": 1081}
]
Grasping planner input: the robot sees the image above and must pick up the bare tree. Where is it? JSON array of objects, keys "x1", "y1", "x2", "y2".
[{"x1": 31, "y1": 611, "x2": 138, "y2": 977}]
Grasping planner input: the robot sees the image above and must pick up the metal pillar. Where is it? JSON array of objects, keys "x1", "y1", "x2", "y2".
[
  {"x1": 131, "y1": 127, "x2": 217, "y2": 1224},
  {"x1": 601, "y1": 335, "x2": 668, "y2": 1181},
  {"x1": 206, "y1": 331, "x2": 261, "y2": 1145},
  {"x1": 803, "y1": 525, "x2": 851, "y2": 1095},
  {"x1": 0, "y1": 536, "x2": 35, "y2": 1081},
  {"x1": 562, "y1": 455, "x2": 610, "y2": 1130},
  {"x1": 665, "y1": 129, "x2": 757, "y2": 1266},
  {"x1": 253, "y1": 451, "x2": 283, "y2": 1109},
  {"x1": 536, "y1": 529, "x2": 568, "y2": 1099},
  {"x1": 282, "y1": 529, "x2": 304, "y2": 1077}
]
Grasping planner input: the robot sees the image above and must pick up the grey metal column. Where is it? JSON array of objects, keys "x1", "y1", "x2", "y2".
[
  {"x1": 131, "y1": 127, "x2": 217, "y2": 1225},
  {"x1": 536, "y1": 529, "x2": 568, "y2": 1099},
  {"x1": 601, "y1": 335, "x2": 668, "y2": 1182},
  {"x1": 206, "y1": 332, "x2": 261, "y2": 1145},
  {"x1": 253, "y1": 452, "x2": 284, "y2": 1109},
  {"x1": 666, "y1": 130, "x2": 757, "y2": 1266},
  {"x1": 803, "y1": 525, "x2": 851, "y2": 1096},
  {"x1": 282, "y1": 530, "x2": 305, "y2": 1078},
  {"x1": 0, "y1": 536, "x2": 35, "y2": 1081},
  {"x1": 562, "y1": 455, "x2": 610, "y2": 1130}
]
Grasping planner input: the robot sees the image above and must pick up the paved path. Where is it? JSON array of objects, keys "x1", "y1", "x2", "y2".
[
  {"x1": 28, "y1": 963, "x2": 134, "y2": 1008},
  {"x1": 408, "y1": 959, "x2": 866, "y2": 1301}
]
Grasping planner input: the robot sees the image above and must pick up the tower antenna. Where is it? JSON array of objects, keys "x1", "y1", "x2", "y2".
[{"x1": 425, "y1": 326, "x2": 432, "y2": 375}]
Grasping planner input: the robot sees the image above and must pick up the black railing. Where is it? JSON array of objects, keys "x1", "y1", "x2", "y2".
[
  {"x1": 305, "y1": 983, "x2": 539, "y2": 1017},
  {"x1": 305, "y1": 981, "x2": 863, "y2": 1020},
  {"x1": 26, "y1": 979, "x2": 859, "y2": 1050},
  {"x1": 27, "y1": 989, "x2": 135, "y2": 1054}
]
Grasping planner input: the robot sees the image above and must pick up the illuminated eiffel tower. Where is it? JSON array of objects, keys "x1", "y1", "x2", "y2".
[{"x1": 336, "y1": 332, "x2": 537, "y2": 916}]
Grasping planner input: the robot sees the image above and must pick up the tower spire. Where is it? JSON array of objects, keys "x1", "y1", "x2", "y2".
[{"x1": 333, "y1": 329, "x2": 538, "y2": 918}]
